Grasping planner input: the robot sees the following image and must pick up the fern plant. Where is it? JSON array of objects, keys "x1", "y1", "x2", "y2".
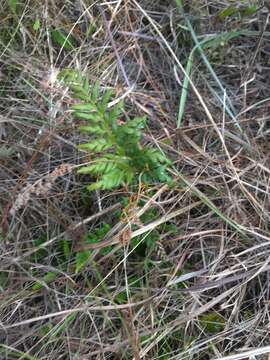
[{"x1": 60, "y1": 70, "x2": 171, "y2": 190}]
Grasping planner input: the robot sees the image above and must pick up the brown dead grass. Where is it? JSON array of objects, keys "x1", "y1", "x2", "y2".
[{"x1": 0, "y1": 0, "x2": 270, "y2": 359}]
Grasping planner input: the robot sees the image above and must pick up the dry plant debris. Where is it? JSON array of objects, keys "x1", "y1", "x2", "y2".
[{"x1": 0, "y1": 1, "x2": 270, "y2": 359}]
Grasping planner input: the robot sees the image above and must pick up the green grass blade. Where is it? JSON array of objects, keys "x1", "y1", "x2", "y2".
[
  {"x1": 177, "y1": 49, "x2": 194, "y2": 128},
  {"x1": 175, "y1": 0, "x2": 243, "y2": 131}
]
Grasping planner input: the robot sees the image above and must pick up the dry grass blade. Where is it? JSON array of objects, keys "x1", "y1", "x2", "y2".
[{"x1": 212, "y1": 346, "x2": 270, "y2": 360}]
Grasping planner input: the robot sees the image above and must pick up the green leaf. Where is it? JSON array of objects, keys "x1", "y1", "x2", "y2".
[
  {"x1": 101, "y1": 169, "x2": 125, "y2": 188},
  {"x1": 72, "y1": 103, "x2": 96, "y2": 111},
  {"x1": 99, "y1": 89, "x2": 113, "y2": 112},
  {"x1": 32, "y1": 272, "x2": 57, "y2": 291},
  {"x1": 87, "y1": 181, "x2": 104, "y2": 191},
  {"x1": 91, "y1": 80, "x2": 100, "y2": 102},
  {"x1": 218, "y1": 7, "x2": 238, "y2": 19},
  {"x1": 95, "y1": 223, "x2": 111, "y2": 237},
  {"x1": 78, "y1": 139, "x2": 112, "y2": 152},
  {"x1": 31, "y1": 236, "x2": 49, "y2": 262},
  {"x1": 128, "y1": 116, "x2": 146, "y2": 129},
  {"x1": 69, "y1": 84, "x2": 88, "y2": 95},
  {"x1": 75, "y1": 250, "x2": 91, "y2": 273},
  {"x1": 79, "y1": 161, "x2": 115, "y2": 175},
  {"x1": 144, "y1": 148, "x2": 170, "y2": 164},
  {"x1": 218, "y1": 5, "x2": 257, "y2": 19},
  {"x1": 9, "y1": 0, "x2": 17, "y2": 13},
  {"x1": 61, "y1": 70, "x2": 171, "y2": 191},
  {"x1": 79, "y1": 125, "x2": 104, "y2": 134},
  {"x1": 199, "y1": 312, "x2": 225, "y2": 333},
  {"x1": 105, "y1": 103, "x2": 123, "y2": 125},
  {"x1": 83, "y1": 76, "x2": 89, "y2": 93},
  {"x1": 175, "y1": 0, "x2": 183, "y2": 8},
  {"x1": 33, "y1": 18, "x2": 40, "y2": 32},
  {"x1": 38, "y1": 324, "x2": 53, "y2": 337},
  {"x1": 240, "y1": 5, "x2": 257, "y2": 17},
  {"x1": 115, "y1": 291, "x2": 127, "y2": 304},
  {"x1": 61, "y1": 239, "x2": 70, "y2": 260},
  {"x1": 124, "y1": 169, "x2": 134, "y2": 184},
  {"x1": 75, "y1": 225, "x2": 111, "y2": 272},
  {"x1": 87, "y1": 168, "x2": 126, "y2": 190},
  {"x1": 73, "y1": 112, "x2": 100, "y2": 122},
  {"x1": 51, "y1": 29, "x2": 74, "y2": 50}
]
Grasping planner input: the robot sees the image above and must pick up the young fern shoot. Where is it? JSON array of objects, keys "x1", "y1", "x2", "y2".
[{"x1": 61, "y1": 71, "x2": 171, "y2": 190}]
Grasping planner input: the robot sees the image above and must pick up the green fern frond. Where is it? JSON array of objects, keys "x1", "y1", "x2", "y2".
[
  {"x1": 79, "y1": 160, "x2": 115, "y2": 175},
  {"x1": 99, "y1": 89, "x2": 113, "y2": 111},
  {"x1": 72, "y1": 103, "x2": 96, "y2": 111},
  {"x1": 91, "y1": 80, "x2": 100, "y2": 102},
  {"x1": 74, "y1": 112, "x2": 101, "y2": 123},
  {"x1": 79, "y1": 125, "x2": 105, "y2": 134},
  {"x1": 78, "y1": 139, "x2": 113, "y2": 152},
  {"x1": 87, "y1": 181, "x2": 104, "y2": 191},
  {"x1": 60, "y1": 69, "x2": 171, "y2": 191}
]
